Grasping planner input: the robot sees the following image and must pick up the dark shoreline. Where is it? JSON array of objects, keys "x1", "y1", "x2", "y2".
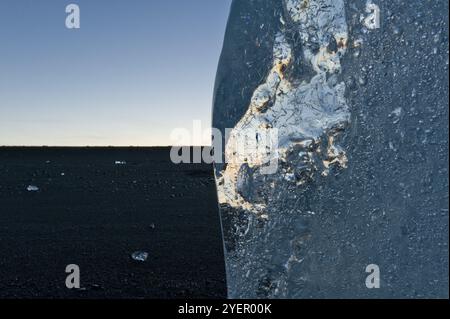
[{"x1": 0, "y1": 147, "x2": 226, "y2": 298}]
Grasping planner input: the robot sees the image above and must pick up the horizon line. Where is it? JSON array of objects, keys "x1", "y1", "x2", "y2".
[{"x1": 0, "y1": 145, "x2": 212, "y2": 148}]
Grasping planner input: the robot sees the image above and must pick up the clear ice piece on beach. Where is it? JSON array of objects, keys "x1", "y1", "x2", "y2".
[
  {"x1": 115, "y1": 161, "x2": 127, "y2": 165},
  {"x1": 26, "y1": 185, "x2": 39, "y2": 192},
  {"x1": 131, "y1": 251, "x2": 148, "y2": 262}
]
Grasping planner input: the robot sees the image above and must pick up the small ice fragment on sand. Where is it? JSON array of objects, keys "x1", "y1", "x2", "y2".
[
  {"x1": 115, "y1": 161, "x2": 127, "y2": 165},
  {"x1": 149, "y1": 223, "x2": 155, "y2": 229},
  {"x1": 27, "y1": 185, "x2": 39, "y2": 192},
  {"x1": 131, "y1": 251, "x2": 148, "y2": 262},
  {"x1": 90, "y1": 284, "x2": 103, "y2": 291}
]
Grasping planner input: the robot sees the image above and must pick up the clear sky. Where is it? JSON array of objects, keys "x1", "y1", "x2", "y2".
[{"x1": 0, "y1": 0, "x2": 231, "y2": 146}]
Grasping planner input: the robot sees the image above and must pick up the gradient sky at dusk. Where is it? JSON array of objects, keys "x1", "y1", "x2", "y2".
[{"x1": 0, "y1": 0, "x2": 231, "y2": 146}]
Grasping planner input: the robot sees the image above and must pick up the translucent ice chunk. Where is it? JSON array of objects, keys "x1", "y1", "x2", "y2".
[{"x1": 131, "y1": 251, "x2": 148, "y2": 262}]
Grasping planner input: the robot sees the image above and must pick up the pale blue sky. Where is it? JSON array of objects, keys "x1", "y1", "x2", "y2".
[{"x1": 0, "y1": 0, "x2": 231, "y2": 146}]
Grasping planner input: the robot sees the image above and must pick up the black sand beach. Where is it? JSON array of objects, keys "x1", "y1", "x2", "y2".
[{"x1": 0, "y1": 147, "x2": 227, "y2": 298}]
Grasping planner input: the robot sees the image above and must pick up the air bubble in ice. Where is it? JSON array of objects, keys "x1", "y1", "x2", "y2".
[
  {"x1": 390, "y1": 107, "x2": 402, "y2": 117},
  {"x1": 358, "y1": 76, "x2": 367, "y2": 86}
]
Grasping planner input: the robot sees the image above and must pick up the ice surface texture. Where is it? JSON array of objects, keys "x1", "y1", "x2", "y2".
[{"x1": 213, "y1": 0, "x2": 449, "y2": 298}]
